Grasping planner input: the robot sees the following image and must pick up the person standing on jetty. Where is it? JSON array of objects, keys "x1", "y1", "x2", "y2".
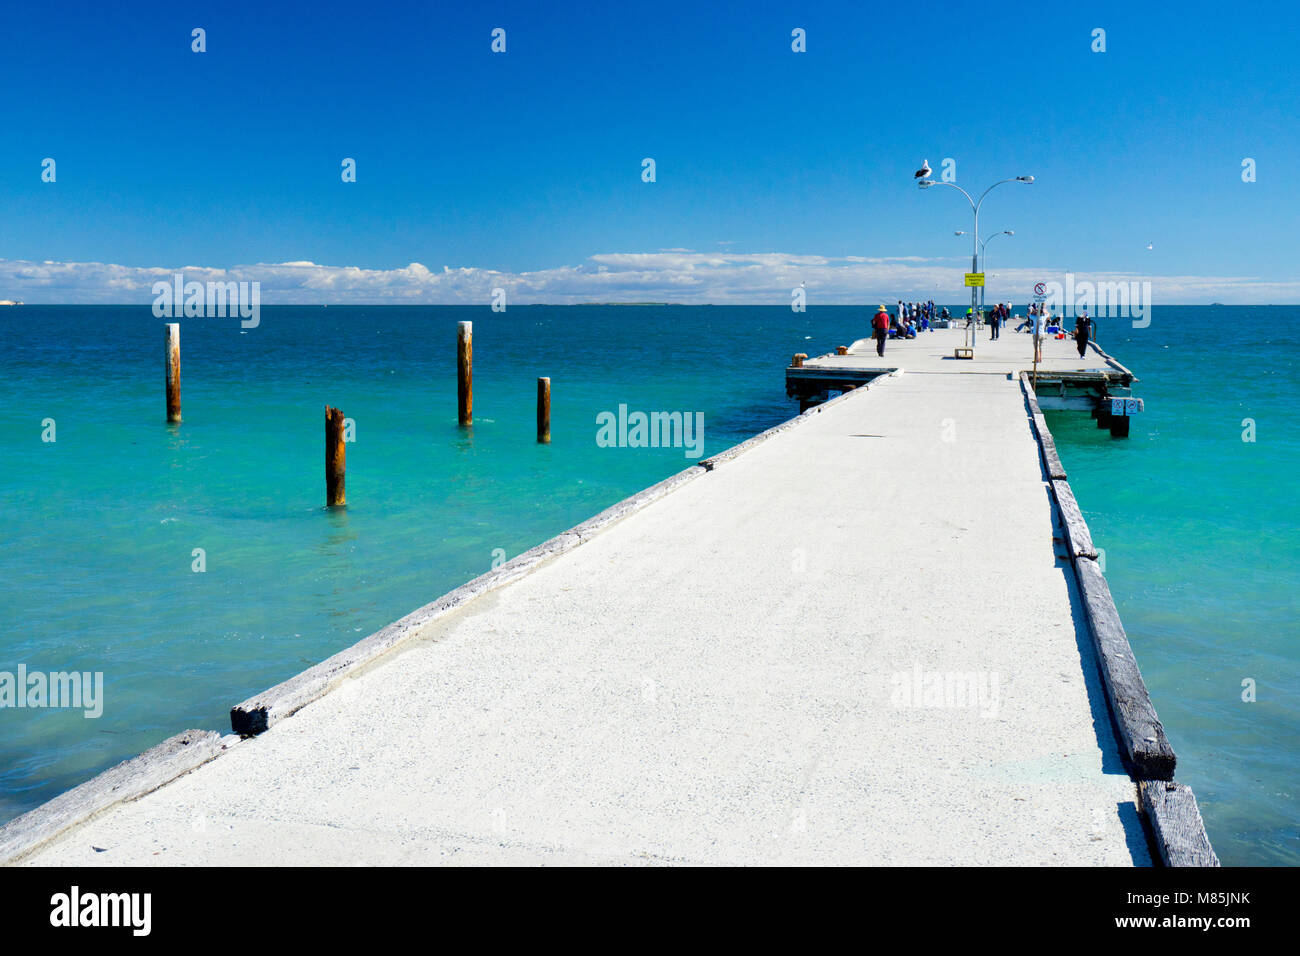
[
  {"x1": 872, "y1": 305, "x2": 890, "y2": 356},
  {"x1": 1032, "y1": 305, "x2": 1045, "y2": 364},
  {"x1": 1074, "y1": 311, "x2": 1092, "y2": 359}
]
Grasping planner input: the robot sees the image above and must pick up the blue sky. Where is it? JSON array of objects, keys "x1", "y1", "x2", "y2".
[{"x1": 2, "y1": 0, "x2": 1298, "y2": 302}]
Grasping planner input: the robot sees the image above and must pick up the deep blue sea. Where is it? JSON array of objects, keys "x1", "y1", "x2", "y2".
[{"x1": 0, "y1": 304, "x2": 1295, "y2": 865}]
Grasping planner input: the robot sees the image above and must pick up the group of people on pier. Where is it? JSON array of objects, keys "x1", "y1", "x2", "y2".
[
  {"x1": 870, "y1": 300, "x2": 946, "y2": 355},
  {"x1": 896, "y1": 300, "x2": 941, "y2": 329},
  {"x1": 869, "y1": 300, "x2": 1095, "y2": 361}
]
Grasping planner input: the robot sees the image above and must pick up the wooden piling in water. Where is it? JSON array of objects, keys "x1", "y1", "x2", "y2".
[
  {"x1": 457, "y1": 321, "x2": 473, "y2": 426},
  {"x1": 325, "y1": 406, "x2": 346, "y2": 507},
  {"x1": 165, "y1": 323, "x2": 181, "y2": 423},
  {"x1": 537, "y1": 377, "x2": 551, "y2": 444}
]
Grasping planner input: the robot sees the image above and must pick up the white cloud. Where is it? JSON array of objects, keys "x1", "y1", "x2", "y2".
[{"x1": 0, "y1": 253, "x2": 1296, "y2": 304}]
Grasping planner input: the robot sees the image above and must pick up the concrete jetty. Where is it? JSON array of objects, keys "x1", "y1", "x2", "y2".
[{"x1": 3, "y1": 326, "x2": 1215, "y2": 866}]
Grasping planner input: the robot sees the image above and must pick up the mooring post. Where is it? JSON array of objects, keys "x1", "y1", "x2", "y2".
[
  {"x1": 537, "y1": 377, "x2": 551, "y2": 444},
  {"x1": 165, "y1": 323, "x2": 181, "y2": 423},
  {"x1": 457, "y1": 321, "x2": 473, "y2": 426},
  {"x1": 325, "y1": 406, "x2": 346, "y2": 507},
  {"x1": 836, "y1": 345, "x2": 848, "y2": 355},
  {"x1": 792, "y1": 353, "x2": 806, "y2": 367}
]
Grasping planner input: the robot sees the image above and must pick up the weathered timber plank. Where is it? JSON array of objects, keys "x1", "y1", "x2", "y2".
[
  {"x1": 1036, "y1": 417, "x2": 1068, "y2": 480},
  {"x1": 1139, "y1": 780, "x2": 1220, "y2": 867},
  {"x1": 1020, "y1": 373, "x2": 1068, "y2": 480},
  {"x1": 1052, "y1": 479, "x2": 1097, "y2": 559},
  {"x1": 1073, "y1": 557, "x2": 1176, "y2": 780}
]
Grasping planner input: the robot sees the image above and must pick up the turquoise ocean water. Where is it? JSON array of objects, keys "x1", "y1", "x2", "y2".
[{"x1": 0, "y1": 304, "x2": 1294, "y2": 865}]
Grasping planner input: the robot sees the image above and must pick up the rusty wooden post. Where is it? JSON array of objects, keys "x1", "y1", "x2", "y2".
[
  {"x1": 165, "y1": 323, "x2": 181, "y2": 423},
  {"x1": 325, "y1": 406, "x2": 346, "y2": 507},
  {"x1": 792, "y1": 353, "x2": 807, "y2": 367},
  {"x1": 836, "y1": 345, "x2": 848, "y2": 355},
  {"x1": 457, "y1": 321, "x2": 472, "y2": 426},
  {"x1": 537, "y1": 377, "x2": 551, "y2": 444}
]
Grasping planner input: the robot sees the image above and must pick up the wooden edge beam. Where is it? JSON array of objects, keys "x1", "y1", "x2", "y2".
[
  {"x1": 0, "y1": 729, "x2": 228, "y2": 865},
  {"x1": 1020, "y1": 365, "x2": 1199, "y2": 861},
  {"x1": 1051, "y1": 478, "x2": 1097, "y2": 559},
  {"x1": 1073, "y1": 557, "x2": 1177, "y2": 780},
  {"x1": 1037, "y1": 417, "x2": 1067, "y2": 480},
  {"x1": 1019, "y1": 371, "x2": 1041, "y2": 408},
  {"x1": 1019, "y1": 373, "x2": 1067, "y2": 480},
  {"x1": 1138, "y1": 780, "x2": 1221, "y2": 867}
]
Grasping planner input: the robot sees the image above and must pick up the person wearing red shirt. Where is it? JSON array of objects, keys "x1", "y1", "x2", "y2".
[{"x1": 871, "y1": 305, "x2": 890, "y2": 356}]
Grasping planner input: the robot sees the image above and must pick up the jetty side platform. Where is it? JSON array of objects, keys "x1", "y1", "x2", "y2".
[
  {"x1": 788, "y1": 325, "x2": 1139, "y2": 432},
  {"x1": 1, "y1": 327, "x2": 1217, "y2": 866}
]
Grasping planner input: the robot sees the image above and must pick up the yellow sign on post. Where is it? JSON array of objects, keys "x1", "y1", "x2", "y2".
[{"x1": 964, "y1": 272, "x2": 985, "y2": 287}]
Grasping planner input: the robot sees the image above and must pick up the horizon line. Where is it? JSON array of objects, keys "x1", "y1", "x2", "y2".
[{"x1": 1, "y1": 301, "x2": 1293, "y2": 308}]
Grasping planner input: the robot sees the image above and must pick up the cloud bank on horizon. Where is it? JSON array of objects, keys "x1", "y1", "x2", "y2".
[{"x1": 1, "y1": 253, "x2": 1296, "y2": 305}]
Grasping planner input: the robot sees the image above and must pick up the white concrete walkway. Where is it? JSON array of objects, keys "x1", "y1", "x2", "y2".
[{"x1": 23, "y1": 370, "x2": 1149, "y2": 866}]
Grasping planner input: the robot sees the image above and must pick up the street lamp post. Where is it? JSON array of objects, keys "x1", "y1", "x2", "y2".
[
  {"x1": 919, "y1": 175, "x2": 1033, "y2": 350},
  {"x1": 955, "y1": 229, "x2": 1014, "y2": 315}
]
